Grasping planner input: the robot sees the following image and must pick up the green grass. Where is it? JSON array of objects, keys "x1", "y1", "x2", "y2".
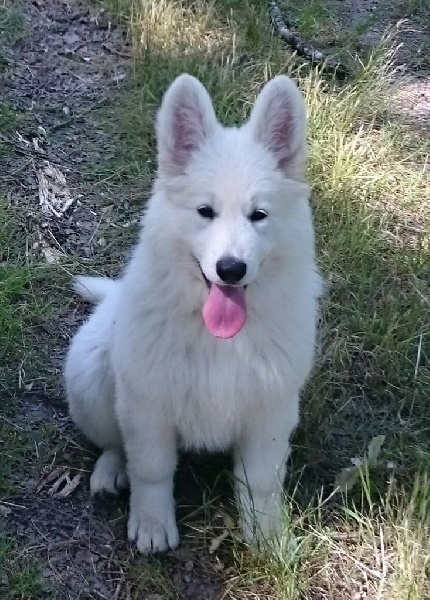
[
  {"x1": 0, "y1": 102, "x2": 22, "y2": 154},
  {"x1": 0, "y1": 537, "x2": 56, "y2": 599},
  {"x1": 0, "y1": 98, "x2": 70, "y2": 394},
  {"x1": 0, "y1": 190, "x2": 59, "y2": 594},
  {"x1": 125, "y1": 557, "x2": 179, "y2": 599},
  {"x1": 0, "y1": 214, "x2": 66, "y2": 598},
  {"x1": 0, "y1": 3, "x2": 25, "y2": 45},
  {"x1": 0, "y1": 201, "x2": 32, "y2": 387},
  {"x1": 0, "y1": 0, "x2": 428, "y2": 597},
  {"x1": 0, "y1": 196, "x2": 57, "y2": 394},
  {"x1": 0, "y1": 413, "x2": 33, "y2": 496},
  {"x1": 90, "y1": 0, "x2": 429, "y2": 597},
  {"x1": 0, "y1": 100, "x2": 63, "y2": 595},
  {"x1": 0, "y1": 2, "x2": 25, "y2": 70},
  {"x1": 0, "y1": 189, "x2": 72, "y2": 503}
]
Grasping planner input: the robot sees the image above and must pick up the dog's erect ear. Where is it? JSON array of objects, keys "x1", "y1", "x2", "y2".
[
  {"x1": 249, "y1": 76, "x2": 307, "y2": 180},
  {"x1": 157, "y1": 74, "x2": 218, "y2": 177}
]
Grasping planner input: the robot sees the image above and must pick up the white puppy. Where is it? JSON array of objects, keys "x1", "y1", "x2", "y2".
[{"x1": 65, "y1": 74, "x2": 321, "y2": 554}]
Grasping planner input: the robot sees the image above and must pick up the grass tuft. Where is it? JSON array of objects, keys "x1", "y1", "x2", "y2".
[{"x1": 0, "y1": 536, "x2": 56, "y2": 599}]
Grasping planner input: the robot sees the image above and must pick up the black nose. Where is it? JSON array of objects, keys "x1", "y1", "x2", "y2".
[{"x1": 216, "y1": 257, "x2": 247, "y2": 284}]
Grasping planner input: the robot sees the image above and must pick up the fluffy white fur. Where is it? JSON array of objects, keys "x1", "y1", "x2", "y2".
[{"x1": 64, "y1": 74, "x2": 321, "y2": 554}]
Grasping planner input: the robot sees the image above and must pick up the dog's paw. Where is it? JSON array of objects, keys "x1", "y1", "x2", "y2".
[
  {"x1": 240, "y1": 513, "x2": 281, "y2": 545},
  {"x1": 128, "y1": 510, "x2": 179, "y2": 554},
  {"x1": 241, "y1": 513, "x2": 297, "y2": 554},
  {"x1": 238, "y1": 493, "x2": 285, "y2": 548},
  {"x1": 90, "y1": 449, "x2": 128, "y2": 496}
]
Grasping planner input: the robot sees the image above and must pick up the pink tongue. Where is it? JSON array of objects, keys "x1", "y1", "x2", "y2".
[{"x1": 202, "y1": 284, "x2": 247, "y2": 339}]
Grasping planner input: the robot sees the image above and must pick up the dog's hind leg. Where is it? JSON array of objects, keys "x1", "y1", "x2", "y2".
[
  {"x1": 65, "y1": 306, "x2": 127, "y2": 495},
  {"x1": 90, "y1": 448, "x2": 128, "y2": 495}
]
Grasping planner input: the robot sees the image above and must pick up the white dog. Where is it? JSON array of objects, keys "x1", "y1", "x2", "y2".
[{"x1": 64, "y1": 73, "x2": 321, "y2": 554}]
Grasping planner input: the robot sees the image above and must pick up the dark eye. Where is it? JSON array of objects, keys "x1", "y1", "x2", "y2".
[
  {"x1": 197, "y1": 205, "x2": 215, "y2": 219},
  {"x1": 249, "y1": 209, "x2": 268, "y2": 222}
]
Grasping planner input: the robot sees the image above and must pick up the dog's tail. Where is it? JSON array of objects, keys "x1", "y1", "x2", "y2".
[{"x1": 73, "y1": 276, "x2": 116, "y2": 304}]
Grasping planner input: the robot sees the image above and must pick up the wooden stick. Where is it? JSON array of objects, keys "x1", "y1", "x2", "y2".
[{"x1": 268, "y1": 0, "x2": 348, "y2": 79}]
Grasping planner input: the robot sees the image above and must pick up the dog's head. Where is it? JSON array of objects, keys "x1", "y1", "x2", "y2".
[{"x1": 153, "y1": 74, "x2": 312, "y2": 339}]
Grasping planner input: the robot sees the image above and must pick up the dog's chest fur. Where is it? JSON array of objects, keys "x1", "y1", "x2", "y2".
[{"x1": 112, "y1": 285, "x2": 308, "y2": 451}]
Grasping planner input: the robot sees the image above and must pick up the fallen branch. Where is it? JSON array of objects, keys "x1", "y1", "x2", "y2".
[
  {"x1": 0, "y1": 133, "x2": 46, "y2": 158},
  {"x1": 268, "y1": 0, "x2": 348, "y2": 79}
]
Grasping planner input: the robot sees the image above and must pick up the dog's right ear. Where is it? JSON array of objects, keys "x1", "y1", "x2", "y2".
[{"x1": 157, "y1": 74, "x2": 218, "y2": 177}]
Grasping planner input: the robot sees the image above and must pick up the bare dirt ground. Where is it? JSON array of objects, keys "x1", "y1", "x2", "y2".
[
  {"x1": 337, "y1": 0, "x2": 430, "y2": 124},
  {"x1": 0, "y1": 0, "x2": 428, "y2": 598}
]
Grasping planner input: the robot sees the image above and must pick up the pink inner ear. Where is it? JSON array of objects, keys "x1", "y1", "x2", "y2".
[
  {"x1": 171, "y1": 104, "x2": 205, "y2": 169},
  {"x1": 266, "y1": 109, "x2": 295, "y2": 167}
]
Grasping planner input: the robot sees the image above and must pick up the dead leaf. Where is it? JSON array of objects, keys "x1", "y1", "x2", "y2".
[
  {"x1": 366, "y1": 434, "x2": 385, "y2": 466},
  {"x1": 334, "y1": 435, "x2": 386, "y2": 493},
  {"x1": 0, "y1": 504, "x2": 11, "y2": 517},
  {"x1": 36, "y1": 466, "x2": 64, "y2": 492},
  {"x1": 55, "y1": 472, "x2": 82, "y2": 498},
  {"x1": 209, "y1": 529, "x2": 229, "y2": 554},
  {"x1": 221, "y1": 512, "x2": 235, "y2": 529},
  {"x1": 37, "y1": 161, "x2": 76, "y2": 217},
  {"x1": 334, "y1": 465, "x2": 361, "y2": 492},
  {"x1": 36, "y1": 230, "x2": 64, "y2": 264},
  {"x1": 42, "y1": 245, "x2": 62, "y2": 264},
  {"x1": 63, "y1": 31, "x2": 80, "y2": 46},
  {"x1": 37, "y1": 466, "x2": 82, "y2": 497},
  {"x1": 213, "y1": 559, "x2": 225, "y2": 572},
  {"x1": 32, "y1": 137, "x2": 46, "y2": 154},
  {"x1": 15, "y1": 131, "x2": 31, "y2": 147}
]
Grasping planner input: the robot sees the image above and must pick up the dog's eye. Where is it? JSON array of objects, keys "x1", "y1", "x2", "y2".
[
  {"x1": 197, "y1": 205, "x2": 215, "y2": 219},
  {"x1": 249, "y1": 209, "x2": 268, "y2": 222}
]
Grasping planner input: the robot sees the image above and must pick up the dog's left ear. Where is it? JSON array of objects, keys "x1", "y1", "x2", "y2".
[
  {"x1": 157, "y1": 74, "x2": 218, "y2": 177},
  {"x1": 249, "y1": 76, "x2": 307, "y2": 181}
]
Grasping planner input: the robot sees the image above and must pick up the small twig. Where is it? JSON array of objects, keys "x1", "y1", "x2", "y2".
[
  {"x1": 268, "y1": 0, "x2": 348, "y2": 79},
  {"x1": 50, "y1": 118, "x2": 75, "y2": 132},
  {"x1": 0, "y1": 500, "x2": 28, "y2": 509},
  {"x1": 0, "y1": 133, "x2": 46, "y2": 158},
  {"x1": 310, "y1": 526, "x2": 384, "y2": 580},
  {"x1": 58, "y1": 49, "x2": 91, "y2": 63},
  {"x1": 49, "y1": 106, "x2": 93, "y2": 133},
  {"x1": 102, "y1": 42, "x2": 132, "y2": 59},
  {"x1": 414, "y1": 332, "x2": 423, "y2": 381},
  {"x1": 3, "y1": 158, "x2": 33, "y2": 178}
]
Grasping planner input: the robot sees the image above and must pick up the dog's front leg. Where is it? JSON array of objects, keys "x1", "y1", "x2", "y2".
[
  {"x1": 116, "y1": 381, "x2": 178, "y2": 554},
  {"x1": 234, "y1": 399, "x2": 299, "y2": 545}
]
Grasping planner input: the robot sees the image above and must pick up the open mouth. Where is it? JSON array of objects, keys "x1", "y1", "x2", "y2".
[
  {"x1": 194, "y1": 257, "x2": 247, "y2": 339},
  {"x1": 197, "y1": 261, "x2": 210, "y2": 288}
]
